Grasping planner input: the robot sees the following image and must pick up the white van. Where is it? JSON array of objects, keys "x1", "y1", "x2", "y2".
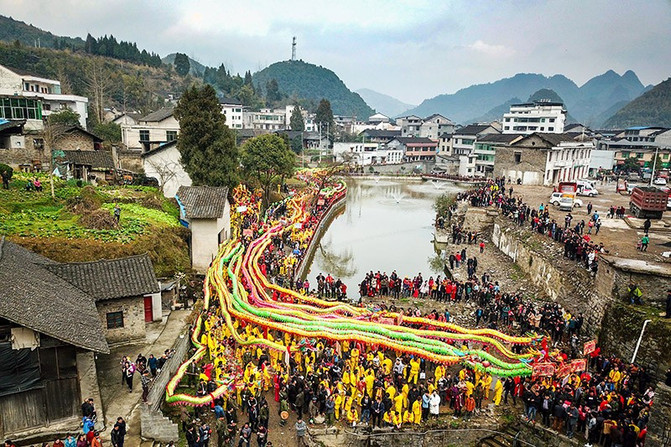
[{"x1": 577, "y1": 180, "x2": 595, "y2": 190}]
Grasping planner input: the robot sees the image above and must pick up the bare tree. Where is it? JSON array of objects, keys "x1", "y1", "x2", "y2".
[
  {"x1": 146, "y1": 159, "x2": 181, "y2": 194},
  {"x1": 84, "y1": 59, "x2": 109, "y2": 124}
]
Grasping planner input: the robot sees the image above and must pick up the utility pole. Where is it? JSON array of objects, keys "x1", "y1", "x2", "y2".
[
  {"x1": 649, "y1": 146, "x2": 659, "y2": 187},
  {"x1": 291, "y1": 37, "x2": 296, "y2": 61}
]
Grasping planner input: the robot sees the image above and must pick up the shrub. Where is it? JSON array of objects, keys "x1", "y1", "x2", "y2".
[{"x1": 0, "y1": 163, "x2": 13, "y2": 180}]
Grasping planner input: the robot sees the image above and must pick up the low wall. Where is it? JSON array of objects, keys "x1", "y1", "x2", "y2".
[
  {"x1": 140, "y1": 331, "x2": 191, "y2": 443},
  {"x1": 293, "y1": 194, "x2": 347, "y2": 282}
]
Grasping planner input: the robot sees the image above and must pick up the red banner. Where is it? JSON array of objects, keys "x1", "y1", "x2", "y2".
[
  {"x1": 243, "y1": 229, "x2": 253, "y2": 237},
  {"x1": 556, "y1": 363, "x2": 572, "y2": 378},
  {"x1": 571, "y1": 359, "x2": 587, "y2": 373},
  {"x1": 532, "y1": 363, "x2": 555, "y2": 377},
  {"x1": 583, "y1": 340, "x2": 597, "y2": 356}
]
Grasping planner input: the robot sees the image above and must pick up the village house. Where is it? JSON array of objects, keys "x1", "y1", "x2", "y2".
[
  {"x1": 358, "y1": 129, "x2": 401, "y2": 145},
  {"x1": 387, "y1": 136, "x2": 438, "y2": 162},
  {"x1": 121, "y1": 107, "x2": 179, "y2": 152},
  {"x1": 45, "y1": 254, "x2": 162, "y2": 344},
  {"x1": 451, "y1": 124, "x2": 500, "y2": 156},
  {"x1": 494, "y1": 133, "x2": 593, "y2": 185},
  {"x1": 141, "y1": 140, "x2": 192, "y2": 198},
  {"x1": 0, "y1": 239, "x2": 109, "y2": 441},
  {"x1": 471, "y1": 133, "x2": 524, "y2": 177},
  {"x1": 0, "y1": 64, "x2": 89, "y2": 130},
  {"x1": 176, "y1": 186, "x2": 232, "y2": 273}
]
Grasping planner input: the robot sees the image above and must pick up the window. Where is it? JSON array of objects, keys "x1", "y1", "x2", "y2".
[
  {"x1": 637, "y1": 153, "x2": 644, "y2": 159},
  {"x1": 139, "y1": 130, "x2": 150, "y2": 142},
  {"x1": 514, "y1": 152, "x2": 522, "y2": 164},
  {"x1": 548, "y1": 127, "x2": 554, "y2": 131},
  {"x1": 106, "y1": 311, "x2": 124, "y2": 329},
  {"x1": 549, "y1": 118, "x2": 555, "y2": 122},
  {"x1": 166, "y1": 130, "x2": 177, "y2": 142},
  {"x1": 33, "y1": 138, "x2": 45, "y2": 150}
]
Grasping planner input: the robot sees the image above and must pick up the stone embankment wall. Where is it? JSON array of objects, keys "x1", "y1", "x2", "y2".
[
  {"x1": 294, "y1": 195, "x2": 346, "y2": 282},
  {"x1": 491, "y1": 217, "x2": 608, "y2": 334}
]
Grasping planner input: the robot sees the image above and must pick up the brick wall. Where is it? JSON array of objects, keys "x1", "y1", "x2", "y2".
[
  {"x1": 56, "y1": 132, "x2": 96, "y2": 151},
  {"x1": 95, "y1": 296, "x2": 146, "y2": 343},
  {"x1": 0, "y1": 136, "x2": 49, "y2": 171}
]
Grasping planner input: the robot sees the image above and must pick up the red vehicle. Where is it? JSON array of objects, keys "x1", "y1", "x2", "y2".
[{"x1": 629, "y1": 186, "x2": 667, "y2": 219}]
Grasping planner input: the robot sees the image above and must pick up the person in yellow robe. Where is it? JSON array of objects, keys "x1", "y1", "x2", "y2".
[
  {"x1": 493, "y1": 378, "x2": 503, "y2": 405},
  {"x1": 412, "y1": 399, "x2": 422, "y2": 425},
  {"x1": 394, "y1": 393, "x2": 404, "y2": 414},
  {"x1": 482, "y1": 373, "x2": 493, "y2": 400},
  {"x1": 408, "y1": 358, "x2": 420, "y2": 385},
  {"x1": 334, "y1": 393, "x2": 343, "y2": 420}
]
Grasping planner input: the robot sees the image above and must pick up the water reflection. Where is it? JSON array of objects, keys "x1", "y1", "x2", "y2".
[{"x1": 306, "y1": 178, "x2": 464, "y2": 298}]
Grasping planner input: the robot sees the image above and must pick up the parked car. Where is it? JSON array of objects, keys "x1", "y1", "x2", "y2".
[
  {"x1": 627, "y1": 183, "x2": 639, "y2": 194},
  {"x1": 549, "y1": 192, "x2": 583, "y2": 208},
  {"x1": 577, "y1": 186, "x2": 599, "y2": 197},
  {"x1": 653, "y1": 177, "x2": 668, "y2": 185}
]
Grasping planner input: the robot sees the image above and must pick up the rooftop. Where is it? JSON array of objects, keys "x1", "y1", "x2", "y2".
[
  {"x1": 454, "y1": 124, "x2": 496, "y2": 136},
  {"x1": 0, "y1": 239, "x2": 109, "y2": 353},
  {"x1": 59, "y1": 149, "x2": 114, "y2": 170},
  {"x1": 140, "y1": 107, "x2": 175, "y2": 123},
  {"x1": 176, "y1": 185, "x2": 230, "y2": 219},
  {"x1": 45, "y1": 254, "x2": 160, "y2": 302}
]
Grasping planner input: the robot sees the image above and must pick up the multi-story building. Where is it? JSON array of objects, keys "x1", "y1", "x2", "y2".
[
  {"x1": 397, "y1": 114, "x2": 455, "y2": 139},
  {"x1": 387, "y1": 137, "x2": 438, "y2": 162},
  {"x1": 243, "y1": 108, "x2": 286, "y2": 131},
  {"x1": 220, "y1": 97, "x2": 244, "y2": 129},
  {"x1": 451, "y1": 124, "x2": 500, "y2": 156},
  {"x1": 120, "y1": 108, "x2": 179, "y2": 152},
  {"x1": 494, "y1": 133, "x2": 592, "y2": 185},
  {"x1": 0, "y1": 64, "x2": 89, "y2": 129},
  {"x1": 502, "y1": 101, "x2": 566, "y2": 134},
  {"x1": 472, "y1": 134, "x2": 523, "y2": 177}
]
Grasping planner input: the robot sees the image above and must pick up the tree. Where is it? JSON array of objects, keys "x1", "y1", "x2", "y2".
[
  {"x1": 241, "y1": 134, "x2": 295, "y2": 208},
  {"x1": 622, "y1": 156, "x2": 641, "y2": 173},
  {"x1": 265, "y1": 79, "x2": 281, "y2": 104},
  {"x1": 92, "y1": 122, "x2": 121, "y2": 143},
  {"x1": 174, "y1": 53, "x2": 191, "y2": 77},
  {"x1": 47, "y1": 108, "x2": 81, "y2": 128},
  {"x1": 315, "y1": 98, "x2": 334, "y2": 135},
  {"x1": 174, "y1": 84, "x2": 239, "y2": 189},
  {"x1": 289, "y1": 105, "x2": 305, "y2": 131},
  {"x1": 84, "y1": 59, "x2": 109, "y2": 125}
]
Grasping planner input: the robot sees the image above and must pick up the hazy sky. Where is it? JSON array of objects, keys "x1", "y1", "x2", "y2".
[{"x1": 1, "y1": 0, "x2": 670, "y2": 104}]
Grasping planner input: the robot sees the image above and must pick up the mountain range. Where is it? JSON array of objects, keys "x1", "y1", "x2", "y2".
[
  {"x1": 355, "y1": 89, "x2": 415, "y2": 118},
  {"x1": 399, "y1": 70, "x2": 651, "y2": 127},
  {"x1": 0, "y1": 14, "x2": 665, "y2": 129}
]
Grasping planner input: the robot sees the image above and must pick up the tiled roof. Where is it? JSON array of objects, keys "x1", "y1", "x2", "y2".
[
  {"x1": 454, "y1": 124, "x2": 495, "y2": 136},
  {"x1": 140, "y1": 107, "x2": 175, "y2": 122},
  {"x1": 46, "y1": 254, "x2": 160, "y2": 302},
  {"x1": 0, "y1": 119, "x2": 25, "y2": 133},
  {"x1": 394, "y1": 137, "x2": 437, "y2": 145},
  {"x1": 512, "y1": 133, "x2": 578, "y2": 147},
  {"x1": 359, "y1": 129, "x2": 401, "y2": 138},
  {"x1": 176, "y1": 185, "x2": 230, "y2": 219},
  {"x1": 59, "y1": 149, "x2": 114, "y2": 170},
  {"x1": 0, "y1": 239, "x2": 109, "y2": 353},
  {"x1": 478, "y1": 134, "x2": 524, "y2": 143}
]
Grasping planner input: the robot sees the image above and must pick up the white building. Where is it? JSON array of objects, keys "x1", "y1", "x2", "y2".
[
  {"x1": 220, "y1": 98, "x2": 244, "y2": 129},
  {"x1": 243, "y1": 108, "x2": 286, "y2": 131},
  {"x1": 332, "y1": 141, "x2": 403, "y2": 166},
  {"x1": 502, "y1": 101, "x2": 566, "y2": 134},
  {"x1": 0, "y1": 64, "x2": 89, "y2": 129},
  {"x1": 176, "y1": 186, "x2": 231, "y2": 274},
  {"x1": 141, "y1": 141, "x2": 192, "y2": 198},
  {"x1": 121, "y1": 108, "x2": 180, "y2": 152}
]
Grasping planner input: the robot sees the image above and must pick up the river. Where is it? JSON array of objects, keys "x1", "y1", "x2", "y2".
[{"x1": 305, "y1": 177, "x2": 464, "y2": 300}]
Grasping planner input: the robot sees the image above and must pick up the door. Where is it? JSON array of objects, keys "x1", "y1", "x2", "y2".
[{"x1": 143, "y1": 296, "x2": 153, "y2": 322}]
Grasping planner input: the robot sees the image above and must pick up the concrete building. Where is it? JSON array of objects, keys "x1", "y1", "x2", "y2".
[
  {"x1": 388, "y1": 137, "x2": 438, "y2": 162},
  {"x1": 494, "y1": 133, "x2": 593, "y2": 185},
  {"x1": 451, "y1": 124, "x2": 500, "y2": 156},
  {"x1": 243, "y1": 108, "x2": 286, "y2": 131},
  {"x1": 176, "y1": 186, "x2": 231, "y2": 273},
  {"x1": 359, "y1": 129, "x2": 401, "y2": 145},
  {"x1": 0, "y1": 64, "x2": 89, "y2": 129},
  {"x1": 397, "y1": 114, "x2": 455, "y2": 139},
  {"x1": 121, "y1": 108, "x2": 179, "y2": 152},
  {"x1": 141, "y1": 141, "x2": 192, "y2": 198},
  {"x1": 0, "y1": 240, "x2": 109, "y2": 441},
  {"x1": 333, "y1": 142, "x2": 403, "y2": 166},
  {"x1": 502, "y1": 101, "x2": 566, "y2": 134},
  {"x1": 220, "y1": 97, "x2": 244, "y2": 130},
  {"x1": 45, "y1": 254, "x2": 162, "y2": 344},
  {"x1": 368, "y1": 113, "x2": 390, "y2": 124},
  {"x1": 471, "y1": 133, "x2": 524, "y2": 177}
]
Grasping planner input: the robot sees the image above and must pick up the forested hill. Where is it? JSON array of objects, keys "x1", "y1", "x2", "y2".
[
  {"x1": 0, "y1": 15, "x2": 84, "y2": 50},
  {"x1": 253, "y1": 60, "x2": 375, "y2": 119},
  {"x1": 604, "y1": 78, "x2": 671, "y2": 128}
]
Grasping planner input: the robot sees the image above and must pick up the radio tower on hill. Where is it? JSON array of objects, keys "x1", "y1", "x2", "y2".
[{"x1": 292, "y1": 36, "x2": 296, "y2": 61}]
